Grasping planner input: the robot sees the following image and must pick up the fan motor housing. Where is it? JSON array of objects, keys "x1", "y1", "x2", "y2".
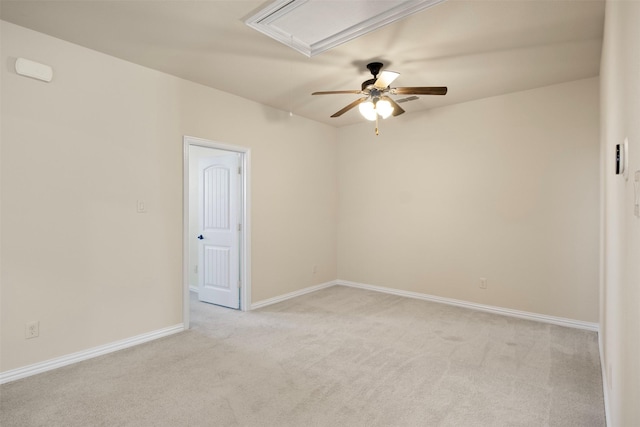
[
  {"x1": 361, "y1": 78, "x2": 376, "y2": 91},
  {"x1": 366, "y1": 62, "x2": 383, "y2": 76}
]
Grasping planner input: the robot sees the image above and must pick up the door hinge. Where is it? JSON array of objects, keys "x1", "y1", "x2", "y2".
[
  {"x1": 238, "y1": 281, "x2": 241, "y2": 289},
  {"x1": 238, "y1": 223, "x2": 241, "y2": 231},
  {"x1": 238, "y1": 166, "x2": 241, "y2": 174}
]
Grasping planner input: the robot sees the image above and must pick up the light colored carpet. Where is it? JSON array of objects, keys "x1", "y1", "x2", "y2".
[{"x1": 1, "y1": 286, "x2": 605, "y2": 426}]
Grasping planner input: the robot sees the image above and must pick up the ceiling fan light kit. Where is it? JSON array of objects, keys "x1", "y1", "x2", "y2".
[
  {"x1": 359, "y1": 98, "x2": 393, "y2": 121},
  {"x1": 312, "y1": 62, "x2": 448, "y2": 135}
]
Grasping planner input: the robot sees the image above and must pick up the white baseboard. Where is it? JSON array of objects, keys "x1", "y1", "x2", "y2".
[
  {"x1": 336, "y1": 280, "x2": 599, "y2": 332},
  {"x1": 251, "y1": 280, "x2": 337, "y2": 310},
  {"x1": 1, "y1": 281, "x2": 599, "y2": 385},
  {"x1": 599, "y1": 333, "x2": 611, "y2": 426},
  {"x1": 189, "y1": 285, "x2": 198, "y2": 293},
  {"x1": 0, "y1": 324, "x2": 184, "y2": 385}
]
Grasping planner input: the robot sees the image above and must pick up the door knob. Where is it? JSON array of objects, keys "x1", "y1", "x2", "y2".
[{"x1": 197, "y1": 235, "x2": 204, "y2": 240}]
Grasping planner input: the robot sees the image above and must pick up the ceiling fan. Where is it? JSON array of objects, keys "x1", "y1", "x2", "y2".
[{"x1": 312, "y1": 62, "x2": 447, "y2": 134}]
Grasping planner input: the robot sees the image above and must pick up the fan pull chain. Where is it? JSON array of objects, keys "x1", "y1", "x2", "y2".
[{"x1": 375, "y1": 115, "x2": 379, "y2": 135}]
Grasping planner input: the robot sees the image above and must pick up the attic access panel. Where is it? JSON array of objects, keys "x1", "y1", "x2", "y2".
[{"x1": 245, "y1": 0, "x2": 446, "y2": 57}]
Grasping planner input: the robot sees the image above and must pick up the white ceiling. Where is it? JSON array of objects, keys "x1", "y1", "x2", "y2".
[{"x1": 0, "y1": 0, "x2": 604, "y2": 127}]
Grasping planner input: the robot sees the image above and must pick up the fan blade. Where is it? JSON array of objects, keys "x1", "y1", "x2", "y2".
[
  {"x1": 374, "y1": 71, "x2": 400, "y2": 89},
  {"x1": 331, "y1": 97, "x2": 367, "y2": 118},
  {"x1": 382, "y1": 96, "x2": 405, "y2": 116},
  {"x1": 312, "y1": 90, "x2": 362, "y2": 95},
  {"x1": 393, "y1": 87, "x2": 448, "y2": 95}
]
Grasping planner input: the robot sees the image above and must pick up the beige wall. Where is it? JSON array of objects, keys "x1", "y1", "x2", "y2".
[
  {"x1": 0, "y1": 21, "x2": 338, "y2": 372},
  {"x1": 600, "y1": 1, "x2": 640, "y2": 424},
  {"x1": 1, "y1": 19, "x2": 604, "y2": 379},
  {"x1": 337, "y1": 78, "x2": 600, "y2": 322}
]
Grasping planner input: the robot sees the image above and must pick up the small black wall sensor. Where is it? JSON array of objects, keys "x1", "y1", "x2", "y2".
[
  {"x1": 616, "y1": 139, "x2": 630, "y2": 178},
  {"x1": 616, "y1": 144, "x2": 622, "y2": 174}
]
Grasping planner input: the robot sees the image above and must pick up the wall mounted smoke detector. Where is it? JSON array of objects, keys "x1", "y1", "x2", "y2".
[{"x1": 15, "y1": 58, "x2": 53, "y2": 82}]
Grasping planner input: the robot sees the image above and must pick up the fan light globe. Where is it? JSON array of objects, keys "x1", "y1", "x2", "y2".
[
  {"x1": 359, "y1": 101, "x2": 377, "y2": 121},
  {"x1": 376, "y1": 99, "x2": 393, "y2": 119}
]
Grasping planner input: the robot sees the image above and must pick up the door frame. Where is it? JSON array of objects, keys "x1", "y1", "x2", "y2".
[{"x1": 183, "y1": 136, "x2": 251, "y2": 328}]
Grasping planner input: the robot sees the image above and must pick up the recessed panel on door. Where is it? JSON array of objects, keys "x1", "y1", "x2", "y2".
[
  {"x1": 203, "y1": 246, "x2": 230, "y2": 290},
  {"x1": 203, "y1": 166, "x2": 230, "y2": 230}
]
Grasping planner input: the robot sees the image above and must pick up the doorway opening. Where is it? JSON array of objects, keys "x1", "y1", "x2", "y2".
[{"x1": 183, "y1": 136, "x2": 251, "y2": 329}]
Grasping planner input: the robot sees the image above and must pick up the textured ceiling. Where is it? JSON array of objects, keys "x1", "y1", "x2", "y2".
[{"x1": 0, "y1": 0, "x2": 605, "y2": 127}]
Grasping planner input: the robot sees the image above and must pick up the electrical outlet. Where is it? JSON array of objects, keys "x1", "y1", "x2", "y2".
[
  {"x1": 25, "y1": 321, "x2": 39, "y2": 339},
  {"x1": 479, "y1": 278, "x2": 488, "y2": 289}
]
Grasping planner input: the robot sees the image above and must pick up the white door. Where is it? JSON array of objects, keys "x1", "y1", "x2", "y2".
[{"x1": 198, "y1": 154, "x2": 241, "y2": 309}]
